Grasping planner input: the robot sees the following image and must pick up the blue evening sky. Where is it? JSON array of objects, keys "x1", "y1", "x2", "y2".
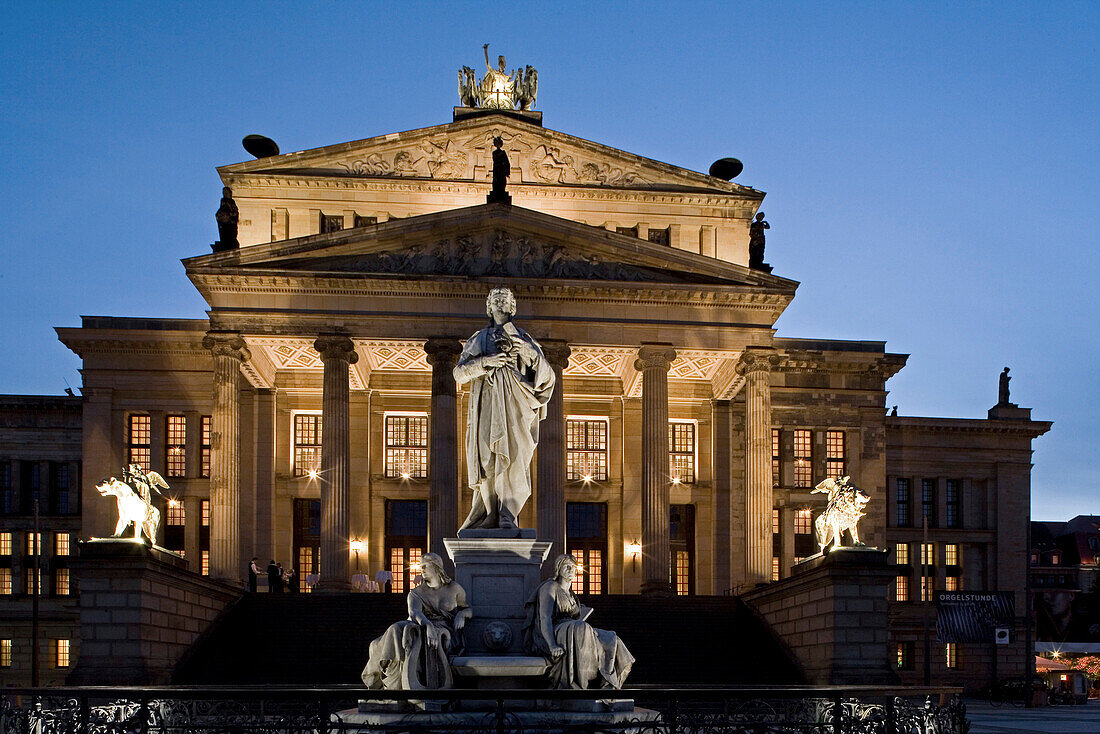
[{"x1": 0, "y1": 2, "x2": 1095, "y2": 520}]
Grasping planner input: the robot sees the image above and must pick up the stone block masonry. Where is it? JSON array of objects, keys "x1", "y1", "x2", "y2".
[
  {"x1": 742, "y1": 548, "x2": 898, "y2": 686},
  {"x1": 68, "y1": 541, "x2": 240, "y2": 685}
]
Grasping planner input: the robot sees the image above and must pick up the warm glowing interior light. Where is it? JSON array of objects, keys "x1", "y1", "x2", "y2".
[
  {"x1": 671, "y1": 477, "x2": 681, "y2": 485},
  {"x1": 167, "y1": 498, "x2": 180, "y2": 508},
  {"x1": 626, "y1": 541, "x2": 642, "y2": 557},
  {"x1": 400, "y1": 472, "x2": 411, "y2": 480},
  {"x1": 410, "y1": 562, "x2": 422, "y2": 573},
  {"x1": 1052, "y1": 650, "x2": 1061, "y2": 658},
  {"x1": 307, "y1": 469, "x2": 319, "y2": 480},
  {"x1": 582, "y1": 474, "x2": 593, "y2": 483},
  {"x1": 349, "y1": 540, "x2": 365, "y2": 554}
]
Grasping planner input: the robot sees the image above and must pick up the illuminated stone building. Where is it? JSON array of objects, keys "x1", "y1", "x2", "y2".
[{"x1": 0, "y1": 102, "x2": 1050, "y2": 689}]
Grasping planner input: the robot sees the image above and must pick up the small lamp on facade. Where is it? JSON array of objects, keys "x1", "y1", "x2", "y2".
[
  {"x1": 626, "y1": 540, "x2": 642, "y2": 571},
  {"x1": 350, "y1": 539, "x2": 364, "y2": 572}
]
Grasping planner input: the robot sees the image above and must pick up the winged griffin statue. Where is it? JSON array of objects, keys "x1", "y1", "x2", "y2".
[
  {"x1": 96, "y1": 463, "x2": 168, "y2": 543},
  {"x1": 811, "y1": 475, "x2": 870, "y2": 553}
]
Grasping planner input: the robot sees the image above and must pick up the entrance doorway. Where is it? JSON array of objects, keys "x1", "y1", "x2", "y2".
[
  {"x1": 293, "y1": 499, "x2": 320, "y2": 592},
  {"x1": 566, "y1": 502, "x2": 607, "y2": 595},
  {"x1": 670, "y1": 503, "x2": 695, "y2": 595},
  {"x1": 385, "y1": 500, "x2": 427, "y2": 594}
]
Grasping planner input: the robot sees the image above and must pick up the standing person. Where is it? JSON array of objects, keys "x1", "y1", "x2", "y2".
[
  {"x1": 248, "y1": 557, "x2": 260, "y2": 593},
  {"x1": 275, "y1": 562, "x2": 286, "y2": 593},
  {"x1": 266, "y1": 559, "x2": 279, "y2": 593},
  {"x1": 286, "y1": 567, "x2": 299, "y2": 593}
]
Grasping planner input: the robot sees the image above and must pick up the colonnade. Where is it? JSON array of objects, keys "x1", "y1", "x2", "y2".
[{"x1": 204, "y1": 331, "x2": 777, "y2": 591}]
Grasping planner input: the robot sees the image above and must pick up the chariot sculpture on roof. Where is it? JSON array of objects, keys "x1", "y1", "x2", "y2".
[{"x1": 459, "y1": 44, "x2": 537, "y2": 111}]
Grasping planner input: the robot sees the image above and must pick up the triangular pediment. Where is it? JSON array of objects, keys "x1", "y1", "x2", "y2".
[
  {"x1": 219, "y1": 115, "x2": 760, "y2": 196},
  {"x1": 184, "y1": 203, "x2": 796, "y2": 292}
]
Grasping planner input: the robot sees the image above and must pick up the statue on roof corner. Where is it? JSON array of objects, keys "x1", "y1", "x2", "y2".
[
  {"x1": 213, "y1": 186, "x2": 239, "y2": 252},
  {"x1": 457, "y1": 45, "x2": 537, "y2": 111}
]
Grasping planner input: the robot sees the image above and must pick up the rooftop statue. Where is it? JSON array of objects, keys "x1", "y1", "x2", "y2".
[
  {"x1": 95, "y1": 464, "x2": 168, "y2": 543},
  {"x1": 213, "y1": 186, "x2": 239, "y2": 252},
  {"x1": 458, "y1": 45, "x2": 537, "y2": 111},
  {"x1": 362, "y1": 552, "x2": 471, "y2": 690},
  {"x1": 487, "y1": 136, "x2": 511, "y2": 204},
  {"x1": 748, "y1": 211, "x2": 771, "y2": 272},
  {"x1": 811, "y1": 476, "x2": 870, "y2": 553},
  {"x1": 998, "y1": 366, "x2": 1012, "y2": 405},
  {"x1": 455, "y1": 287, "x2": 554, "y2": 530}
]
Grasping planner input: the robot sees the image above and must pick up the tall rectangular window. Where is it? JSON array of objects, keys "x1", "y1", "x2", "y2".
[
  {"x1": 921, "y1": 479, "x2": 936, "y2": 528},
  {"x1": 793, "y1": 429, "x2": 812, "y2": 488},
  {"x1": 566, "y1": 502, "x2": 607, "y2": 595},
  {"x1": 896, "y1": 478, "x2": 911, "y2": 527},
  {"x1": 55, "y1": 568, "x2": 70, "y2": 596},
  {"x1": 201, "y1": 499, "x2": 210, "y2": 527},
  {"x1": 0, "y1": 569, "x2": 10, "y2": 595},
  {"x1": 21, "y1": 462, "x2": 40, "y2": 514},
  {"x1": 945, "y1": 479, "x2": 961, "y2": 528},
  {"x1": 668, "y1": 422, "x2": 695, "y2": 484},
  {"x1": 772, "y1": 428, "x2": 781, "y2": 487},
  {"x1": 825, "y1": 430, "x2": 846, "y2": 479},
  {"x1": 921, "y1": 542, "x2": 935, "y2": 566},
  {"x1": 794, "y1": 509, "x2": 813, "y2": 534},
  {"x1": 25, "y1": 568, "x2": 41, "y2": 595},
  {"x1": 128, "y1": 415, "x2": 151, "y2": 470},
  {"x1": 566, "y1": 419, "x2": 608, "y2": 481},
  {"x1": 201, "y1": 551, "x2": 210, "y2": 576},
  {"x1": 944, "y1": 543, "x2": 958, "y2": 566},
  {"x1": 0, "y1": 462, "x2": 11, "y2": 514},
  {"x1": 0, "y1": 639, "x2": 10, "y2": 667},
  {"x1": 772, "y1": 556, "x2": 780, "y2": 581},
  {"x1": 385, "y1": 500, "x2": 427, "y2": 595},
  {"x1": 895, "y1": 543, "x2": 910, "y2": 565},
  {"x1": 52, "y1": 462, "x2": 71, "y2": 515},
  {"x1": 945, "y1": 643, "x2": 958, "y2": 669},
  {"x1": 26, "y1": 532, "x2": 42, "y2": 555},
  {"x1": 167, "y1": 502, "x2": 185, "y2": 527},
  {"x1": 54, "y1": 533, "x2": 69, "y2": 556},
  {"x1": 201, "y1": 416, "x2": 212, "y2": 477},
  {"x1": 944, "y1": 576, "x2": 960, "y2": 591},
  {"x1": 166, "y1": 415, "x2": 187, "y2": 477},
  {"x1": 669, "y1": 504, "x2": 695, "y2": 595},
  {"x1": 165, "y1": 500, "x2": 185, "y2": 553},
  {"x1": 384, "y1": 414, "x2": 429, "y2": 479},
  {"x1": 52, "y1": 639, "x2": 70, "y2": 668},
  {"x1": 0, "y1": 532, "x2": 10, "y2": 555},
  {"x1": 896, "y1": 642, "x2": 914, "y2": 670},
  {"x1": 895, "y1": 574, "x2": 910, "y2": 602},
  {"x1": 921, "y1": 575, "x2": 934, "y2": 602},
  {"x1": 293, "y1": 414, "x2": 322, "y2": 477}
]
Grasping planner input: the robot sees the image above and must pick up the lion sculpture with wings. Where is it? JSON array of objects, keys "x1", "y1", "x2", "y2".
[{"x1": 811, "y1": 475, "x2": 870, "y2": 553}]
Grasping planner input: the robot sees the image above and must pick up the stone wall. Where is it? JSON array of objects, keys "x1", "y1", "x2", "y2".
[
  {"x1": 741, "y1": 548, "x2": 897, "y2": 685},
  {"x1": 68, "y1": 541, "x2": 239, "y2": 685}
]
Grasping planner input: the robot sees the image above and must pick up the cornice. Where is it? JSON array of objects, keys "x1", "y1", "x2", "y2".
[
  {"x1": 886, "y1": 416, "x2": 1052, "y2": 437},
  {"x1": 58, "y1": 337, "x2": 209, "y2": 359}
]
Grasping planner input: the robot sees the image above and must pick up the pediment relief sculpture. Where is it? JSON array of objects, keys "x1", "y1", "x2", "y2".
[{"x1": 315, "y1": 230, "x2": 685, "y2": 282}]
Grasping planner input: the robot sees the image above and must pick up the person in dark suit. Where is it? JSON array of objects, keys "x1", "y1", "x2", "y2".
[{"x1": 267, "y1": 559, "x2": 280, "y2": 593}]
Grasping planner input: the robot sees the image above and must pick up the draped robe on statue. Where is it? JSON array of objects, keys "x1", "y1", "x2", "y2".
[{"x1": 454, "y1": 321, "x2": 555, "y2": 529}]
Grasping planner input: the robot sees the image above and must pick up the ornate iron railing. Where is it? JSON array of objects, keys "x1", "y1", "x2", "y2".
[{"x1": 1, "y1": 686, "x2": 967, "y2": 734}]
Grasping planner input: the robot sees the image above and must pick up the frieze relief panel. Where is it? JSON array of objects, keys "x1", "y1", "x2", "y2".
[{"x1": 330, "y1": 128, "x2": 655, "y2": 188}]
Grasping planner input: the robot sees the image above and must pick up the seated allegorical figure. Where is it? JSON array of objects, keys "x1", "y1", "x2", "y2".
[
  {"x1": 361, "y1": 552, "x2": 472, "y2": 690},
  {"x1": 523, "y1": 554, "x2": 634, "y2": 689}
]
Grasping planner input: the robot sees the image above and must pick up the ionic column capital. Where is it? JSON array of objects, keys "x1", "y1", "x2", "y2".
[
  {"x1": 540, "y1": 339, "x2": 572, "y2": 371},
  {"x1": 423, "y1": 337, "x2": 463, "y2": 366},
  {"x1": 635, "y1": 344, "x2": 677, "y2": 372},
  {"x1": 735, "y1": 348, "x2": 779, "y2": 377},
  {"x1": 203, "y1": 332, "x2": 251, "y2": 362},
  {"x1": 314, "y1": 335, "x2": 359, "y2": 365}
]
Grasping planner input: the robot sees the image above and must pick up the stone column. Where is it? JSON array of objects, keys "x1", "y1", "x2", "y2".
[
  {"x1": 202, "y1": 332, "x2": 250, "y2": 583},
  {"x1": 738, "y1": 349, "x2": 776, "y2": 586},
  {"x1": 537, "y1": 340, "x2": 571, "y2": 565},
  {"x1": 313, "y1": 335, "x2": 358, "y2": 593},
  {"x1": 424, "y1": 338, "x2": 463, "y2": 566},
  {"x1": 636, "y1": 344, "x2": 677, "y2": 594},
  {"x1": 711, "y1": 400, "x2": 732, "y2": 593}
]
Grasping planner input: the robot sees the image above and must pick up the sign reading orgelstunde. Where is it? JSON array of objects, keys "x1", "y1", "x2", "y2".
[{"x1": 935, "y1": 591, "x2": 1015, "y2": 644}]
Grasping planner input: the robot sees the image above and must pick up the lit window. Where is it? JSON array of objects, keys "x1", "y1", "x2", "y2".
[
  {"x1": 945, "y1": 479, "x2": 961, "y2": 528},
  {"x1": 55, "y1": 568, "x2": 70, "y2": 596},
  {"x1": 52, "y1": 639, "x2": 69, "y2": 668},
  {"x1": 384, "y1": 414, "x2": 429, "y2": 479},
  {"x1": 0, "y1": 568, "x2": 11, "y2": 595},
  {"x1": 166, "y1": 415, "x2": 187, "y2": 477},
  {"x1": 945, "y1": 643, "x2": 958, "y2": 669},
  {"x1": 201, "y1": 416, "x2": 212, "y2": 477},
  {"x1": 793, "y1": 430, "x2": 812, "y2": 488},
  {"x1": 566, "y1": 419, "x2": 608, "y2": 481},
  {"x1": 390, "y1": 546, "x2": 422, "y2": 595},
  {"x1": 55, "y1": 533, "x2": 69, "y2": 556},
  {"x1": 825, "y1": 430, "x2": 845, "y2": 479},
  {"x1": 201, "y1": 550, "x2": 210, "y2": 576},
  {"x1": 896, "y1": 642, "x2": 914, "y2": 670},
  {"x1": 895, "y1": 574, "x2": 909, "y2": 601},
  {"x1": 567, "y1": 503, "x2": 607, "y2": 595},
  {"x1": 0, "y1": 532, "x2": 10, "y2": 555},
  {"x1": 771, "y1": 508, "x2": 780, "y2": 533},
  {"x1": 1051, "y1": 553, "x2": 1060, "y2": 565},
  {"x1": 921, "y1": 575, "x2": 934, "y2": 602},
  {"x1": 772, "y1": 428, "x2": 781, "y2": 487},
  {"x1": 674, "y1": 550, "x2": 691, "y2": 595},
  {"x1": 26, "y1": 532, "x2": 42, "y2": 555},
  {"x1": 921, "y1": 543, "x2": 935, "y2": 566},
  {"x1": 201, "y1": 499, "x2": 210, "y2": 527},
  {"x1": 167, "y1": 501, "x2": 185, "y2": 526},
  {"x1": 895, "y1": 543, "x2": 909, "y2": 565},
  {"x1": 896, "y1": 478, "x2": 911, "y2": 527},
  {"x1": 668, "y1": 422, "x2": 695, "y2": 483},
  {"x1": 298, "y1": 547, "x2": 314, "y2": 593},
  {"x1": 944, "y1": 543, "x2": 959, "y2": 566},
  {"x1": 128, "y1": 415, "x2": 151, "y2": 470},
  {"x1": 293, "y1": 414, "x2": 322, "y2": 477},
  {"x1": 794, "y1": 509, "x2": 813, "y2": 535},
  {"x1": 0, "y1": 639, "x2": 10, "y2": 667},
  {"x1": 570, "y1": 549, "x2": 603, "y2": 595},
  {"x1": 772, "y1": 556, "x2": 780, "y2": 581},
  {"x1": 921, "y1": 479, "x2": 936, "y2": 527},
  {"x1": 944, "y1": 576, "x2": 959, "y2": 591},
  {"x1": 647, "y1": 227, "x2": 670, "y2": 246},
  {"x1": 25, "y1": 568, "x2": 42, "y2": 595}
]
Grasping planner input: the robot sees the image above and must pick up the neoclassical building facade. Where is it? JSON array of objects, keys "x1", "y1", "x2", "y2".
[{"x1": 27, "y1": 106, "x2": 1048, "y2": 688}]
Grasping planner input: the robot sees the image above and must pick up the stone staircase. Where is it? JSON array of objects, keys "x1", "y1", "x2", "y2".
[{"x1": 172, "y1": 593, "x2": 804, "y2": 685}]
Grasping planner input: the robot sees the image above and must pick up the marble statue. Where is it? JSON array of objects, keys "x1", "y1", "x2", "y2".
[
  {"x1": 523, "y1": 554, "x2": 634, "y2": 689},
  {"x1": 96, "y1": 465, "x2": 168, "y2": 543},
  {"x1": 455, "y1": 287, "x2": 554, "y2": 530},
  {"x1": 214, "y1": 186, "x2": 239, "y2": 251},
  {"x1": 361, "y1": 553, "x2": 472, "y2": 690},
  {"x1": 998, "y1": 367, "x2": 1012, "y2": 405},
  {"x1": 748, "y1": 212, "x2": 770, "y2": 271},
  {"x1": 811, "y1": 476, "x2": 870, "y2": 553}
]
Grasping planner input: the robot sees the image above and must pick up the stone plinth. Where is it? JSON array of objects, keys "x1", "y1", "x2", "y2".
[
  {"x1": 444, "y1": 535, "x2": 552, "y2": 656},
  {"x1": 68, "y1": 540, "x2": 240, "y2": 685},
  {"x1": 741, "y1": 547, "x2": 896, "y2": 686}
]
